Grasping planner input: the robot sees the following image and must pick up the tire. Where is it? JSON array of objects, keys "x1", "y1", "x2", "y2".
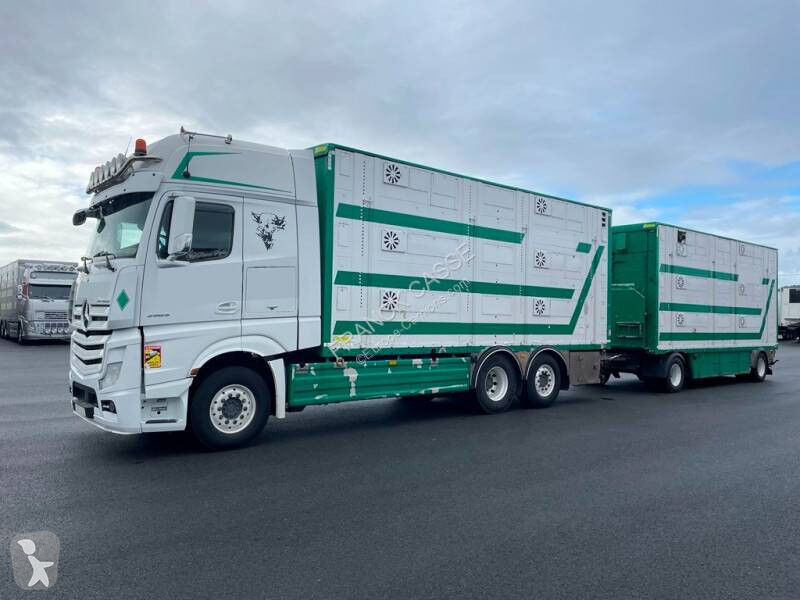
[
  {"x1": 597, "y1": 371, "x2": 611, "y2": 386},
  {"x1": 749, "y1": 352, "x2": 768, "y2": 382},
  {"x1": 662, "y1": 355, "x2": 686, "y2": 393},
  {"x1": 474, "y1": 353, "x2": 519, "y2": 414},
  {"x1": 0, "y1": 321, "x2": 6, "y2": 338},
  {"x1": 522, "y1": 354, "x2": 562, "y2": 408},
  {"x1": 189, "y1": 366, "x2": 271, "y2": 450}
]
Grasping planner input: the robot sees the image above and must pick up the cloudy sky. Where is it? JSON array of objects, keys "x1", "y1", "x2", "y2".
[{"x1": 1, "y1": 0, "x2": 799, "y2": 282}]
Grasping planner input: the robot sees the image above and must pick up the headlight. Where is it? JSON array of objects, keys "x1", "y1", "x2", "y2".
[{"x1": 99, "y1": 362, "x2": 123, "y2": 390}]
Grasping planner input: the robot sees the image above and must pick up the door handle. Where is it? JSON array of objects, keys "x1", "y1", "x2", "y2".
[{"x1": 215, "y1": 301, "x2": 240, "y2": 314}]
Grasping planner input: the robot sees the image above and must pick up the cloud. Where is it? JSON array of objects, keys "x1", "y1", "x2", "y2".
[
  {"x1": 0, "y1": 220, "x2": 20, "y2": 234},
  {"x1": 0, "y1": 0, "x2": 799, "y2": 281}
]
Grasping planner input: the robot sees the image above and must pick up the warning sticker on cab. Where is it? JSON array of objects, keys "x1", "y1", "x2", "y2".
[{"x1": 144, "y1": 345, "x2": 162, "y2": 369}]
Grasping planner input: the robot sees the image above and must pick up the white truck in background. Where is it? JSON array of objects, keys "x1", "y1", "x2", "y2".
[
  {"x1": 0, "y1": 260, "x2": 77, "y2": 343},
  {"x1": 778, "y1": 285, "x2": 800, "y2": 341},
  {"x1": 69, "y1": 128, "x2": 610, "y2": 449}
]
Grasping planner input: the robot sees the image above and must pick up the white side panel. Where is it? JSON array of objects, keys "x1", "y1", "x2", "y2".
[
  {"x1": 327, "y1": 150, "x2": 609, "y2": 355},
  {"x1": 657, "y1": 224, "x2": 778, "y2": 351}
]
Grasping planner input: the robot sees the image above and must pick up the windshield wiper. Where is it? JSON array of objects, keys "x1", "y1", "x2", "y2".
[{"x1": 93, "y1": 251, "x2": 117, "y2": 272}]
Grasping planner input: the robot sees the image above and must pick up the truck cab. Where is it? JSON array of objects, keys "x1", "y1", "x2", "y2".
[
  {"x1": 0, "y1": 261, "x2": 76, "y2": 342},
  {"x1": 69, "y1": 130, "x2": 320, "y2": 443}
]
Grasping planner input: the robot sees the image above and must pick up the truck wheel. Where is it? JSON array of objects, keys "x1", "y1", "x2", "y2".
[
  {"x1": 522, "y1": 354, "x2": 562, "y2": 408},
  {"x1": 662, "y1": 355, "x2": 686, "y2": 393},
  {"x1": 189, "y1": 366, "x2": 271, "y2": 450},
  {"x1": 749, "y1": 352, "x2": 768, "y2": 382},
  {"x1": 474, "y1": 354, "x2": 518, "y2": 414}
]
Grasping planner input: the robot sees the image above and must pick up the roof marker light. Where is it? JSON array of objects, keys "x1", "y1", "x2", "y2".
[{"x1": 134, "y1": 138, "x2": 147, "y2": 156}]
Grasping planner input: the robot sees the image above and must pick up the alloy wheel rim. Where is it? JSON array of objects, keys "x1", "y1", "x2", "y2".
[
  {"x1": 209, "y1": 384, "x2": 256, "y2": 434},
  {"x1": 535, "y1": 364, "x2": 556, "y2": 397},
  {"x1": 485, "y1": 366, "x2": 509, "y2": 402},
  {"x1": 669, "y1": 363, "x2": 683, "y2": 387}
]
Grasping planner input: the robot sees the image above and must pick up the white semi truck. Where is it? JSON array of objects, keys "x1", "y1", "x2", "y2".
[
  {"x1": 778, "y1": 285, "x2": 800, "y2": 340},
  {"x1": 0, "y1": 259, "x2": 77, "y2": 342},
  {"x1": 70, "y1": 128, "x2": 610, "y2": 448}
]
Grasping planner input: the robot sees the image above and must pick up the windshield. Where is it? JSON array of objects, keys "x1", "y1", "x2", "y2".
[
  {"x1": 86, "y1": 192, "x2": 154, "y2": 259},
  {"x1": 29, "y1": 284, "x2": 71, "y2": 300}
]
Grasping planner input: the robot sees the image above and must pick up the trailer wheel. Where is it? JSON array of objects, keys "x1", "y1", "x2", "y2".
[
  {"x1": 189, "y1": 366, "x2": 271, "y2": 450},
  {"x1": 749, "y1": 352, "x2": 768, "y2": 382},
  {"x1": 662, "y1": 355, "x2": 686, "y2": 393},
  {"x1": 474, "y1": 354, "x2": 518, "y2": 414},
  {"x1": 522, "y1": 354, "x2": 562, "y2": 408}
]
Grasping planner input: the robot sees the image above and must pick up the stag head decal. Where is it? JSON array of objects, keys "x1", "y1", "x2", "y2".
[{"x1": 252, "y1": 211, "x2": 287, "y2": 250}]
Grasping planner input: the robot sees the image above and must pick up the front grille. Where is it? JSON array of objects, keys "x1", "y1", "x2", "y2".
[
  {"x1": 44, "y1": 311, "x2": 68, "y2": 320},
  {"x1": 71, "y1": 302, "x2": 111, "y2": 374}
]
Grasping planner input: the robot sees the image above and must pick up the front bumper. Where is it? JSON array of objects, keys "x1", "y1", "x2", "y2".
[
  {"x1": 25, "y1": 320, "x2": 71, "y2": 340},
  {"x1": 69, "y1": 328, "x2": 191, "y2": 434}
]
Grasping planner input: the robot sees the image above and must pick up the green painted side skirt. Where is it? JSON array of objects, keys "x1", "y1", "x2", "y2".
[
  {"x1": 335, "y1": 202, "x2": 524, "y2": 244},
  {"x1": 659, "y1": 302, "x2": 761, "y2": 315},
  {"x1": 659, "y1": 280, "x2": 775, "y2": 341},
  {"x1": 659, "y1": 264, "x2": 738, "y2": 281},
  {"x1": 288, "y1": 357, "x2": 470, "y2": 406},
  {"x1": 334, "y1": 271, "x2": 575, "y2": 299},
  {"x1": 332, "y1": 246, "x2": 605, "y2": 336},
  {"x1": 576, "y1": 242, "x2": 592, "y2": 253}
]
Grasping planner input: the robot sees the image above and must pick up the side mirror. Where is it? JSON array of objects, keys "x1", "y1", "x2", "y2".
[
  {"x1": 73, "y1": 209, "x2": 87, "y2": 226},
  {"x1": 161, "y1": 196, "x2": 195, "y2": 266}
]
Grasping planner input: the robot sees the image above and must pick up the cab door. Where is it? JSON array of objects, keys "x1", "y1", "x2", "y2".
[
  {"x1": 140, "y1": 192, "x2": 243, "y2": 385},
  {"x1": 241, "y1": 196, "x2": 298, "y2": 351}
]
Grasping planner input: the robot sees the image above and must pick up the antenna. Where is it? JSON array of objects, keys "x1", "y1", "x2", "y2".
[{"x1": 124, "y1": 136, "x2": 132, "y2": 156}]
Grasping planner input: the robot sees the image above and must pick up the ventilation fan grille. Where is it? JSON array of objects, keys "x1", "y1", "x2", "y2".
[
  {"x1": 380, "y1": 290, "x2": 399, "y2": 312},
  {"x1": 535, "y1": 196, "x2": 548, "y2": 215},
  {"x1": 533, "y1": 298, "x2": 547, "y2": 316},
  {"x1": 675, "y1": 313, "x2": 685, "y2": 327},
  {"x1": 534, "y1": 250, "x2": 547, "y2": 269},
  {"x1": 384, "y1": 162, "x2": 403, "y2": 185},
  {"x1": 382, "y1": 229, "x2": 401, "y2": 251},
  {"x1": 675, "y1": 275, "x2": 686, "y2": 290}
]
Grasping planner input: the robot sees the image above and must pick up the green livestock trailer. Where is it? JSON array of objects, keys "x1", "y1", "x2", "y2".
[{"x1": 605, "y1": 222, "x2": 778, "y2": 392}]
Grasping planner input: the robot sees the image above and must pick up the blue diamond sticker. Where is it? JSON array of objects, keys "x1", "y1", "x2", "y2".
[{"x1": 117, "y1": 290, "x2": 130, "y2": 311}]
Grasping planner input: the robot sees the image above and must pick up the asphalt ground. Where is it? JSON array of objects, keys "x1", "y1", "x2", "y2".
[{"x1": 1, "y1": 338, "x2": 799, "y2": 599}]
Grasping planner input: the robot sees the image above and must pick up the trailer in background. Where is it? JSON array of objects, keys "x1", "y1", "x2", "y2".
[
  {"x1": 778, "y1": 285, "x2": 800, "y2": 341},
  {"x1": 604, "y1": 223, "x2": 778, "y2": 391},
  {"x1": 0, "y1": 259, "x2": 77, "y2": 343}
]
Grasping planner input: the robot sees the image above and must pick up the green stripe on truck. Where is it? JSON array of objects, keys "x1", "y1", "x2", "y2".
[
  {"x1": 335, "y1": 203, "x2": 524, "y2": 244},
  {"x1": 334, "y1": 271, "x2": 575, "y2": 299},
  {"x1": 659, "y1": 302, "x2": 761, "y2": 315},
  {"x1": 659, "y1": 264, "x2": 739, "y2": 281}
]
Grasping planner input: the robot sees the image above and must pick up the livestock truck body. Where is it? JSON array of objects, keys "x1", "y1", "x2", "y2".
[
  {"x1": 0, "y1": 259, "x2": 77, "y2": 342},
  {"x1": 606, "y1": 223, "x2": 778, "y2": 391},
  {"x1": 69, "y1": 129, "x2": 610, "y2": 448},
  {"x1": 778, "y1": 285, "x2": 800, "y2": 340}
]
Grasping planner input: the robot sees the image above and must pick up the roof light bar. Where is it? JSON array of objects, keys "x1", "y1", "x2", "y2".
[{"x1": 86, "y1": 144, "x2": 161, "y2": 195}]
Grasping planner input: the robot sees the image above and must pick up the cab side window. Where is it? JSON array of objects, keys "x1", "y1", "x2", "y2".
[
  {"x1": 189, "y1": 202, "x2": 234, "y2": 262},
  {"x1": 156, "y1": 201, "x2": 173, "y2": 259},
  {"x1": 155, "y1": 200, "x2": 234, "y2": 262}
]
